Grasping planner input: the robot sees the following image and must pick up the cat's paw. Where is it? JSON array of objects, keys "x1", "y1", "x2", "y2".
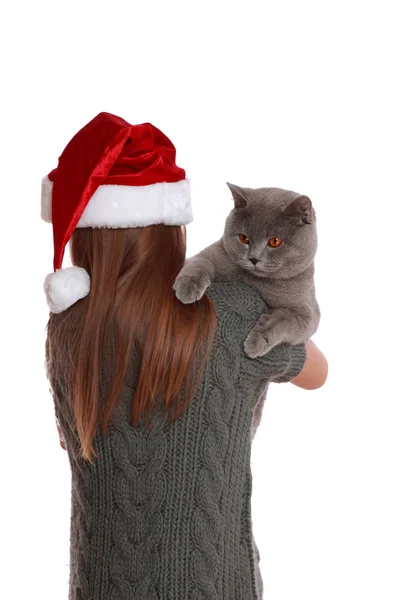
[
  {"x1": 173, "y1": 272, "x2": 211, "y2": 304},
  {"x1": 244, "y1": 314, "x2": 280, "y2": 358},
  {"x1": 244, "y1": 328, "x2": 273, "y2": 358}
]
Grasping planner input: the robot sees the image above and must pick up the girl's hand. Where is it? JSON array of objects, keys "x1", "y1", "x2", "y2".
[{"x1": 290, "y1": 339, "x2": 328, "y2": 390}]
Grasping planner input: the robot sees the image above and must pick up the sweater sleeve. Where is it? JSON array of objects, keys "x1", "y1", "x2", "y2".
[
  {"x1": 241, "y1": 340, "x2": 307, "y2": 386},
  {"x1": 271, "y1": 343, "x2": 307, "y2": 383}
]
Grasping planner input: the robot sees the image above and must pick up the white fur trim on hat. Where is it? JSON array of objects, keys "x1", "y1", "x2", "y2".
[
  {"x1": 44, "y1": 266, "x2": 91, "y2": 313},
  {"x1": 41, "y1": 176, "x2": 193, "y2": 228},
  {"x1": 41, "y1": 176, "x2": 53, "y2": 222}
]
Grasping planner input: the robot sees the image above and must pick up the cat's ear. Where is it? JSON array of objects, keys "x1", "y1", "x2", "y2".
[
  {"x1": 282, "y1": 195, "x2": 313, "y2": 224},
  {"x1": 226, "y1": 182, "x2": 248, "y2": 209}
]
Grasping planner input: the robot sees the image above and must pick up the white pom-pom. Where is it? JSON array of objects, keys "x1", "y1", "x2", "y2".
[{"x1": 44, "y1": 266, "x2": 91, "y2": 313}]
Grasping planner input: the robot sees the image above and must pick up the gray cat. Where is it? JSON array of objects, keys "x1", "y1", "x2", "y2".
[{"x1": 173, "y1": 182, "x2": 320, "y2": 358}]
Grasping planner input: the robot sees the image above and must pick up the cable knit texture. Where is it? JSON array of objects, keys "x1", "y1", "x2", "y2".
[{"x1": 51, "y1": 281, "x2": 306, "y2": 600}]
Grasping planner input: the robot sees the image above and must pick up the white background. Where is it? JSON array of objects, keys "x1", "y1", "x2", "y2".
[{"x1": 1, "y1": 1, "x2": 399, "y2": 598}]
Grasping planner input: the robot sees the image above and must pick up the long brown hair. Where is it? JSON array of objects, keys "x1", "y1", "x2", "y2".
[{"x1": 45, "y1": 225, "x2": 216, "y2": 464}]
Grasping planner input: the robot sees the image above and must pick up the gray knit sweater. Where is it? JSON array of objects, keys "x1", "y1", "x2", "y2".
[{"x1": 52, "y1": 281, "x2": 306, "y2": 600}]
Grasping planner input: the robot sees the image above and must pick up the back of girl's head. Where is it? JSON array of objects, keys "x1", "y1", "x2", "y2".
[{"x1": 46, "y1": 225, "x2": 216, "y2": 463}]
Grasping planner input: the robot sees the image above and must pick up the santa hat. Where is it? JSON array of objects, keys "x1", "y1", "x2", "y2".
[{"x1": 41, "y1": 111, "x2": 192, "y2": 313}]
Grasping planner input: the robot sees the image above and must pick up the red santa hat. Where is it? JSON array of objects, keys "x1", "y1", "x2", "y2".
[{"x1": 41, "y1": 111, "x2": 192, "y2": 313}]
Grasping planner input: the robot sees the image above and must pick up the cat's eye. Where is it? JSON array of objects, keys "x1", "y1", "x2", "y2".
[
  {"x1": 239, "y1": 233, "x2": 250, "y2": 244},
  {"x1": 268, "y1": 237, "x2": 283, "y2": 248}
]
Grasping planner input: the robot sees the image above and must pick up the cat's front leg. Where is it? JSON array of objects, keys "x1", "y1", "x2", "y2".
[
  {"x1": 173, "y1": 255, "x2": 216, "y2": 304},
  {"x1": 244, "y1": 312, "x2": 282, "y2": 358},
  {"x1": 244, "y1": 307, "x2": 316, "y2": 358}
]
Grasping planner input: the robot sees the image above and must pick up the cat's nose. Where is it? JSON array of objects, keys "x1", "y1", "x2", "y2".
[{"x1": 249, "y1": 258, "x2": 259, "y2": 265}]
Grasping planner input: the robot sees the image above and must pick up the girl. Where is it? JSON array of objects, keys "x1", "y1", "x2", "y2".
[{"x1": 44, "y1": 112, "x2": 327, "y2": 600}]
